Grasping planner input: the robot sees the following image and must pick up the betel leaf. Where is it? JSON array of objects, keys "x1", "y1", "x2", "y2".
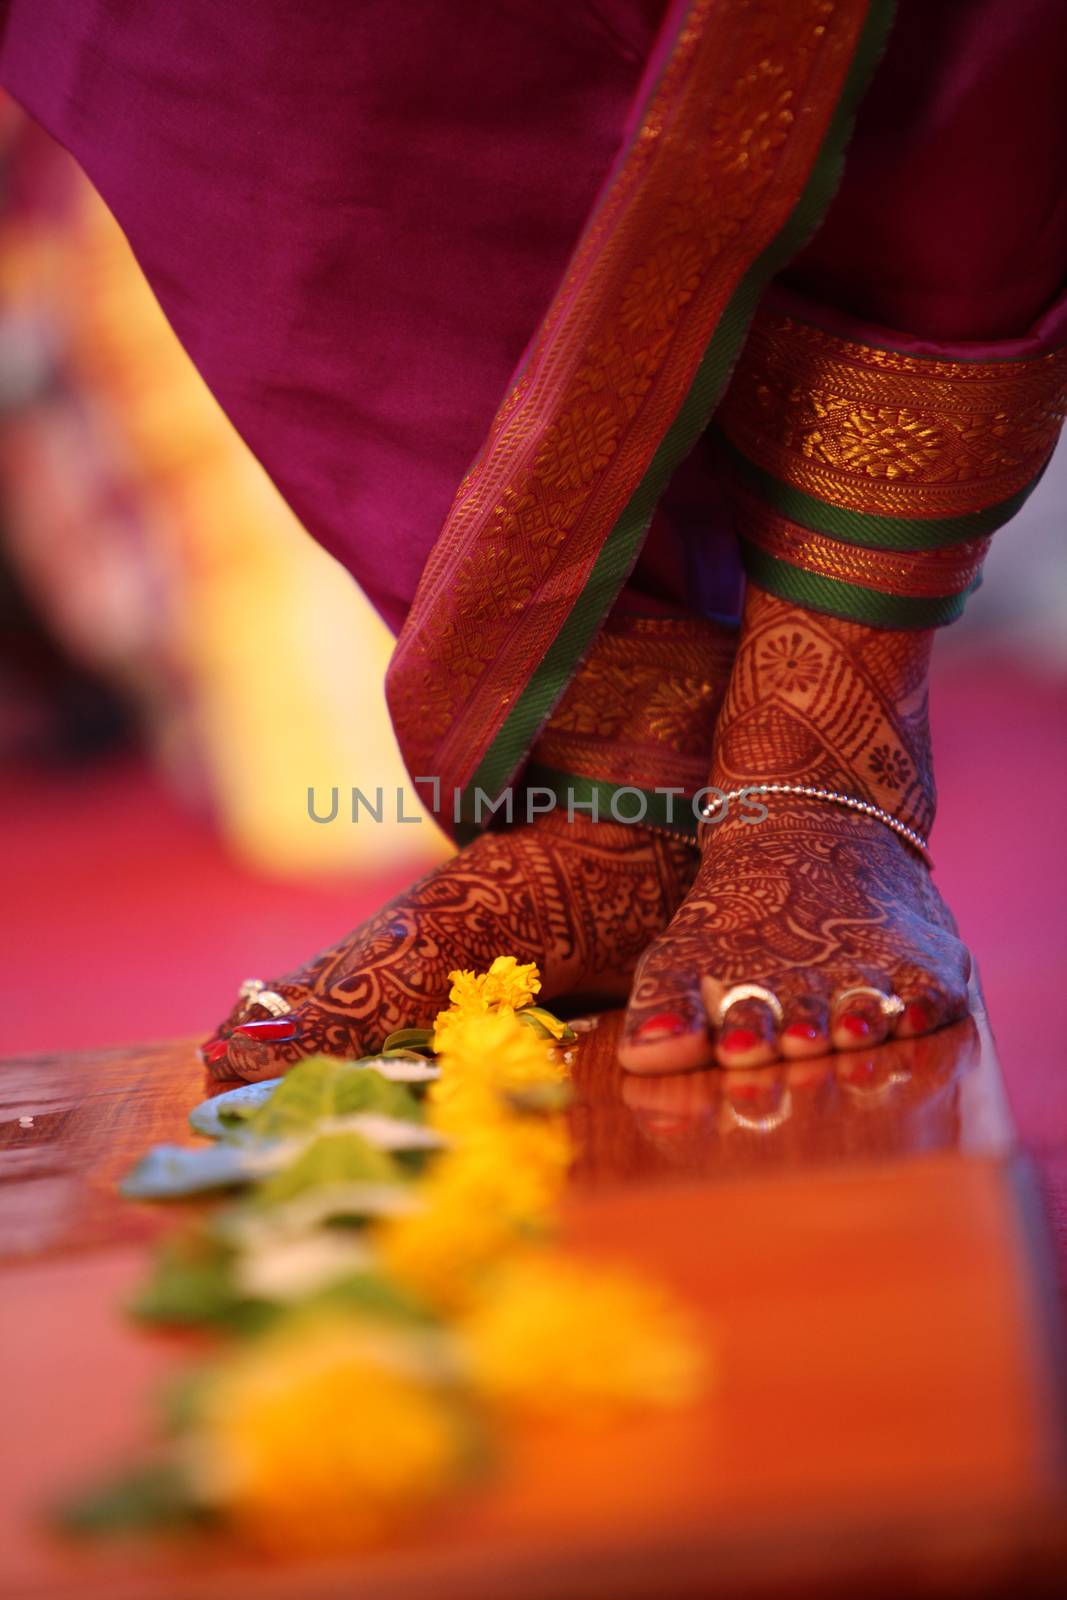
[
  {"x1": 56, "y1": 1460, "x2": 208, "y2": 1538},
  {"x1": 129, "y1": 1229, "x2": 274, "y2": 1334},
  {"x1": 381, "y1": 1027, "x2": 435, "y2": 1054},
  {"x1": 120, "y1": 1140, "x2": 288, "y2": 1200},
  {"x1": 219, "y1": 1182, "x2": 418, "y2": 1243},
  {"x1": 517, "y1": 1006, "x2": 577, "y2": 1043},
  {"x1": 252, "y1": 1131, "x2": 403, "y2": 1209},
  {"x1": 244, "y1": 1055, "x2": 424, "y2": 1141},
  {"x1": 305, "y1": 1269, "x2": 438, "y2": 1327},
  {"x1": 188, "y1": 1077, "x2": 283, "y2": 1141}
]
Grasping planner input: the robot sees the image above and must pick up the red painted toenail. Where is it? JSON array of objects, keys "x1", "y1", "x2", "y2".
[
  {"x1": 234, "y1": 1017, "x2": 298, "y2": 1042},
  {"x1": 839, "y1": 1014, "x2": 872, "y2": 1040},
  {"x1": 905, "y1": 1002, "x2": 930, "y2": 1032},
  {"x1": 201, "y1": 1038, "x2": 231, "y2": 1065},
  {"x1": 720, "y1": 1027, "x2": 758, "y2": 1053},
  {"x1": 634, "y1": 1012, "x2": 686, "y2": 1042},
  {"x1": 785, "y1": 1022, "x2": 821, "y2": 1042}
]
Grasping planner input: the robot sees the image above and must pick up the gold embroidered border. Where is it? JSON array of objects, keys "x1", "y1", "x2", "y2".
[
  {"x1": 735, "y1": 491, "x2": 991, "y2": 596},
  {"x1": 387, "y1": 0, "x2": 876, "y2": 797},
  {"x1": 533, "y1": 614, "x2": 736, "y2": 792},
  {"x1": 717, "y1": 311, "x2": 1067, "y2": 519}
]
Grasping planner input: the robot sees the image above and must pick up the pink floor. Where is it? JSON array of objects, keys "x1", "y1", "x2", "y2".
[{"x1": 2, "y1": 653, "x2": 1065, "y2": 1267}]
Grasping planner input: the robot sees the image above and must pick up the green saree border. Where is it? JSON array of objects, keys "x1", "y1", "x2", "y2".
[
  {"x1": 740, "y1": 540, "x2": 979, "y2": 629},
  {"x1": 458, "y1": 0, "x2": 897, "y2": 825},
  {"x1": 714, "y1": 430, "x2": 1048, "y2": 550},
  {"x1": 522, "y1": 762, "x2": 699, "y2": 837}
]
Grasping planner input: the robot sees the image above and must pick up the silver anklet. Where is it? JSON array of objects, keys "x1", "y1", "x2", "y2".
[{"x1": 700, "y1": 784, "x2": 933, "y2": 867}]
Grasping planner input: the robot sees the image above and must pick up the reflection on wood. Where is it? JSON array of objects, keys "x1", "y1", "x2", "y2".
[
  {"x1": 569, "y1": 983, "x2": 1013, "y2": 1188},
  {"x1": 0, "y1": 985, "x2": 1064, "y2": 1598}
]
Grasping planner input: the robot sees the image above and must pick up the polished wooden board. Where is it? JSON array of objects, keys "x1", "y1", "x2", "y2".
[
  {"x1": 1, "y1": 994, "x2": 1064, "y2": 1598},
  {"x1": 0, "y1": 986, "x2": 1014, "y2": 1262}
]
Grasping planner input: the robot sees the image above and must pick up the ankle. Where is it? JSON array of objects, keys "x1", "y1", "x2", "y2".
[{"x1": 713, "y1": 589, "x2": 937, "y2": 834}]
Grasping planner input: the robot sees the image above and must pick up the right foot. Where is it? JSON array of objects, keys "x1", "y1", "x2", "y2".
[{"x1": 620, "y1": 592, "x2": 971, "y2": 1075}]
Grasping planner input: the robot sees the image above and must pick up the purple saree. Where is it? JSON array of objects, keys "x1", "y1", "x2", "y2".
[{"x1": 2, "y1": 0, "x2": 1065, "y2": 820}]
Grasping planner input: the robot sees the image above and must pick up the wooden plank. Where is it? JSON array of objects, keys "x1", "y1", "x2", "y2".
[
  {"x1": 1, "y1": 988, "x2": 1064, "y2": 1598},
  {"x1": 0, "y1": 984, "x2": 1013, "y2": 1260}
]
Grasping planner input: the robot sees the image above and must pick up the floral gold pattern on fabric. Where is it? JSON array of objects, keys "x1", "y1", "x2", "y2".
[
  {"x1": 718, "y1": 311, "x2": 1067, "y2": 521},
  {"x1": 534, "y1": 614, "x2": 737, "y2": 795},
  {"x1": 735, "y1": 492, "x2": 991, "y2": 599},
  {"x1": 387, "y1": 0, "x2": 878, "y2": 807}
]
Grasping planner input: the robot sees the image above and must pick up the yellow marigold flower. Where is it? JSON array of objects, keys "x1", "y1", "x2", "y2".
[
  {"x1": 188, "y1": 1316, "x2": 469, "y2": 1551},
  {"x1": 377, "y1": 1118, "x2": 572, "y2": 1310},
  {"x1": 431, "y1": 956, "x2": 543, "y2": 1049},
  {"x1": 430, "y1": 1009, "x2": 566, "y2": 1132},
  {"x1": 460, "y1": 1255, "x2": 708, "y2": 1419},
  {"x1": 481, "y1": 955, "x2": 541, "y2": 1010},
  {"x1": 444, "y1": 967, "x2": 491, "y2": 1016}
]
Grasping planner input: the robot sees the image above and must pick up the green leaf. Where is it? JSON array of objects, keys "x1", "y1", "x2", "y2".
[
  {"x1": 252, "y1": 1132, "x2": 403, "y2": 1209},
  {"x1": 129, "y1": 1230, "x2": 274, "y2": 1333},
  {"x1": 188, "y1": 1077, "x2": 283, "y2": 1141},
  {"x1": 306, "y1": 1270, "x2": 438, "y2": 1327},
  {"x1": 517, "y1": 1006, "x2": 576, "y2": 1042},
  {"x1": 245, "y1": 1056, "x2": 423, "y2": 1141},
  {"x1": 56, "y1": 1460, "x2": 207, "y2": 1538},
  {"x1": 381, "y1": 1027, "x2": 435, "y2": 1054},
  {"x1": 120, "y1": 1140, "x2": 286, "y2": 1200}
]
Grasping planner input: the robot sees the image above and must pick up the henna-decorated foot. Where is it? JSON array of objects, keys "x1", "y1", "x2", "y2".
[
  {"x1": 204, "y1": 613, "x2": 738, "y2": 1081},
  {"x1": 203, "y1": 812, "x2": 699, "y2": 1080},
  {"x1": 620, "y1": 588, "x2": 971, "y2": 1074}
]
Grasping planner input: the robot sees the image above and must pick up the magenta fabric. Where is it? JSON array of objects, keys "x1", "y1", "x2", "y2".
[
  {"x1": 0, "y1": 0, "x2": 666, "y2": 632},
  {"x1": 1, "y1": 0, "x2": 1065, "y2": 636},
  {"x1": 786, "y1": 0, "x2": 1067, "y2": 342}
]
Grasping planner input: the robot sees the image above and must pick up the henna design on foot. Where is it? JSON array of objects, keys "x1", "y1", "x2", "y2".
[
  {"x1": 621, "y1": 588, "x2": 971, "y2": 1074},
  {"x1": 206, "y1": 811, "x2": 699, "y2": 1081}
]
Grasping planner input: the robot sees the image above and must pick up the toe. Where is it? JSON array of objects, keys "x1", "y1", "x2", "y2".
[
  {"x1": 701, "y1": 979, "x2": 780, "y2": 1070},
  {"x1": 620, "y1": 950, "x2": 713, "y2": 1074},
  {"x1": 201, "y1": 980, "x2": 313, "y2": 1080},
  {"x1": 890, "y1": 962, "x2": 969, "y2": 1039},
  {"x1": 207, "y1": 1000, "x2": 365, "y2": 1082},
  {"x1": 777, "y1": 982, "x2": 832, "y2": 1060},
  {"x1": 212, "y1": 1013, "x2": 308, "y2": 1082},
  {"x1": 830, "y1": 977, "x2": 896, "y2": 1052}
]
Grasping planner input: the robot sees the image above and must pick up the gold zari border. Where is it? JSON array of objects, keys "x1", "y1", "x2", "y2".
[
  {"x1": 735, "y1": 491, "x2": 991, "y2": 597},
  {"x1": 534, "y1": 615, "x2": 736, "y2": 793},
  {"x1": 718, "y1": 311, "x2": 1067, "y2": 519},
  {"x1": 386, "y1": 0, "x2": 879, "y2": 800}
]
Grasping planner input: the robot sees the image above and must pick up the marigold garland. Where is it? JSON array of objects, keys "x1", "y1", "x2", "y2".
[{"x1": 68, "y1": 959, "x2": 709, "y2": 1553}]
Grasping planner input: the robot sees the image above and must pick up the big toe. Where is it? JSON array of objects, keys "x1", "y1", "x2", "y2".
[
  {"x1": 200, "y1": 999, "x2": 363, "y2": 1082},
  {"x1": 619, "y1": 945, "x2": 714, "y2": 1074}
]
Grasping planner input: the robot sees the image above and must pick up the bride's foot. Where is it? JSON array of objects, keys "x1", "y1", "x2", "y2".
[
  {"x1": 204, "y1": 615, "x2": 737, "y2": 1080},
  {"x1": 620, "y1": 589, "x2": 971, "y2": 1074},
  {"x1": 204, "y1": 813, "x2": 698, "y2": 1080}
]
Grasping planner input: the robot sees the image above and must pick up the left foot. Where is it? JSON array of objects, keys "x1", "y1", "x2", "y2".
[
  {"x1": 203, "y1": 614, "x2": 739, "y2": 1080},
  {"x1": 620, "y1": 590, "x2": 971, "y2": 1073},
  {"x1": 202, "y1": 811, "x2": 698, "y2": 1081}
]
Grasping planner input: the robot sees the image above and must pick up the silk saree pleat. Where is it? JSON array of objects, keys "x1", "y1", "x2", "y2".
[{"x1": 386, "y1": 0, "x2": 895, "y2": 831}]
